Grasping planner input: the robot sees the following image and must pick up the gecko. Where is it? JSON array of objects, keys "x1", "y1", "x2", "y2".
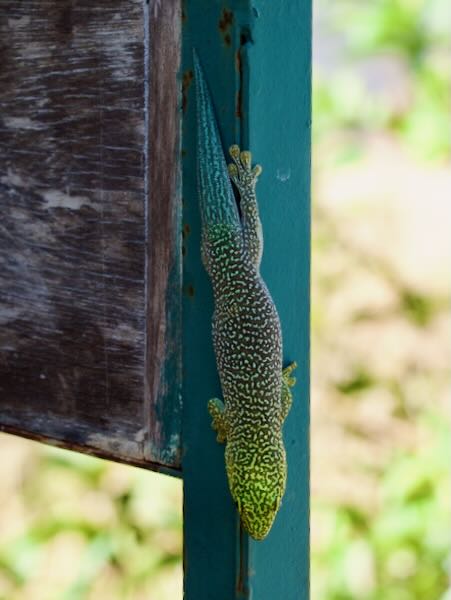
[{"x1": 193, "y1": 53, "x2": 296, "y2": 540}]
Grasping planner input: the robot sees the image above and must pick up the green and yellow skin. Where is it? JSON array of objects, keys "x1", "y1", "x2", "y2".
[{"x1": 194, "y1": 55, "x2": 296, "y2": 540}]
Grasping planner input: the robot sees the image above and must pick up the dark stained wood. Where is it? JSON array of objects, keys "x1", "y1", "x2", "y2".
[
  {"x1": 0, "y1": 0, "x2": 182, "y2": 472},
  {"x1": 145, "y1": 0, "x2": 182, "y2": 464}
]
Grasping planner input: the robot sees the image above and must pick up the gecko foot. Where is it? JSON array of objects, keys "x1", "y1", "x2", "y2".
[
  {"x1": 281, "y1": 362, "x2": 297, "y2": 422},
  {"x1": 208, "y1": 398, "x2": 228, "y2": 443},
  {"x1": 227, "y1": 144, "x2": 262, "y2": 193},
  {"x1": 282, "y1": 361, "x2": 297, "y2": 388}
]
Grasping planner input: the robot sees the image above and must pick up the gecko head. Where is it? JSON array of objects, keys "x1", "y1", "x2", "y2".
[{"x1": 225, "y1": 438, "x2": 287, "y2": 540}]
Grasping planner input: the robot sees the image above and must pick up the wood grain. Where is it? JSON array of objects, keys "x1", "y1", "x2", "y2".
[{"x1": 0, "y1": 0, "x2": 182, "y2": 472}]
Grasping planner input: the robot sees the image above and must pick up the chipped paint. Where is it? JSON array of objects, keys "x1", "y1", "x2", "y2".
[
  {"x1": 4, "y1": 116, "x2": 44, "y2": 130},
  {"x1": 182, "y1": 69, "x2": 194, "y2": 113},
  {"x1": 276, "y1": 168, "x2": 291, "y2": 182},
  {"x1": 87, "y1": 432, "x2": 143, "y2": 457},
  {"x1": 184, "y1": 284, "x2": 195, "y2": 298},
  {"x1": 218, "y1": 8, "x2": 234, "y2": 46},
  {"x1": 1, "y1": 169, "x2": 38, "y2": 189},
  {"x1": 0, "y1": 306, "x2": 23, "y2": 325},
  {"x1": 41, "y1": 189, "x2": 92, "y2": 210},
  {"x1": 8, "y1": 15, "x2": 31, "y2": 28}
]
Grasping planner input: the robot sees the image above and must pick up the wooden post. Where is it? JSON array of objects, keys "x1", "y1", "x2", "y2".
[{"x1": 182, "y1": 1, "x2": 311, "y2": 597}]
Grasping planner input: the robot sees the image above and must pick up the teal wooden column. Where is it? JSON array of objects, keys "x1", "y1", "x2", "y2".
[{"x1": 182, "y1": 1, "x2": 311, "y2": 598}]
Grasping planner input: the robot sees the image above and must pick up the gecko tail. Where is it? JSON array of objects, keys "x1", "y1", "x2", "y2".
[{"x1": 193, "y1": 51, "x2": 240, "y2": 229}]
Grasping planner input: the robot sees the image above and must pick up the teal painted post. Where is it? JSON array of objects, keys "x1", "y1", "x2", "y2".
[
  {"x1": 182, "y1": 1, "x2": 311, "y2": 598},
  {"x1": 241, "y1": 2, "x2": 311, "y2": 595}
]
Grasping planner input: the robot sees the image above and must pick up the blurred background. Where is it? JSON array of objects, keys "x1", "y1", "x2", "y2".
[{"x1": 0, "y1": 0, "x2": 449, "y2": 597}]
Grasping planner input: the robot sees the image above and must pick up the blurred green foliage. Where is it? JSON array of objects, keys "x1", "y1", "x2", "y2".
[
  {"x1": 311, "y1": 0, "x2": 450, "y2": 598},
  {"x1": 312, "y1": 418, "x2": 450, "y2": 599},
  {"x1": 0, "y1": 445, "x2": 182, "y2": 599},
  {"x1": 314, "y1": 0, "x2": 451, "y2": 160}
]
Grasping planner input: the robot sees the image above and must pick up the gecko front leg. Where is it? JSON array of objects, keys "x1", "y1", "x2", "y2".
[
  {"x1": 281, "y1": 361, "x2": 297, "y2": 422},
  {"x1": 228, "y1": 145, "x2": 263, "y2": 270},
  {"x1": 208, "y1": 397, "x2": 229, "y2": 443}
]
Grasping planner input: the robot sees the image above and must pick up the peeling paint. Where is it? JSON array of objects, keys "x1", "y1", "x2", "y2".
[
  {"x1": 86, "y1": 432, "x2": 142, "y2": 457},
  {"x1": 100, "y1": 27, "x2": 136, "y2": 81},
  {"x1": 4, "y1": 116, "x2": 44, "y2": 130},
  {"x1": 0, "y1": 306, "x2": 23, "y2": 325},
  {"x1": 184, "y1": 283, "x2": 195, "y2": 298},
  {"x1": 182, "y1": 69, "x2": 194, "y2": 113},
  {"x1": 1, "y1": 169, "x2": 38, "y2": 189},
  {"x1": 150, "y1": 432, "x2": 181, "y2": 465},
  {"x1": 8, "y1": 15, "x2": 31, "y2": 28},
  {"x1": 218, "y1": 8, "x2": 234, "y2": 46},
  {"x1": 276, "y1": 168, "x2": 291, "y2": 182},
  {"x1": 109, "y1": 323, "x2": 142, "y2": 344},
  {"x1": 41, "y1": 189, "x2": 92, "y2": 210}
]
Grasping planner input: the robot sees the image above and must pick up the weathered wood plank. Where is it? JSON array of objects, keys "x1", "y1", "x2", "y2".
[
  {"x1": 145, "y1": 0, "x2": 182, "y2": 464},
  {"x1": 0, "y1": 1, "x2": 182, "y2": 470}
]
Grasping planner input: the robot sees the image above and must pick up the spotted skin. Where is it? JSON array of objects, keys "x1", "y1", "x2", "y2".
[{"x1": 194, "y1": 54, "x2": 296, "y2": 540}]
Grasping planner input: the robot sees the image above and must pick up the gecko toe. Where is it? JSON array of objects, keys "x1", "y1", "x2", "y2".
[
  {"x1": 228, "y1": 163, "x2": 238, "y2": 178},
  {"x1": 252, "y1": 164, "x2": 262, "y2": 178},
  {"x1": 228, "y1": 144, "x2": 261, "y2": 191},
  {"x1": 240, "y1": 150, "x2": 252, "y2": 169},
  {"x1": 229, "y1": 144, "x2": 240, "y2": 161}
]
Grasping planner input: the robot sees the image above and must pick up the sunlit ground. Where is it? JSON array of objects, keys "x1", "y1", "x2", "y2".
[
  {"x1": 1, "y1": 0, "x2": 450, "y2": 598},
  {"x1": 0, "y1": 437, "x2": 182, "y2": 600}
]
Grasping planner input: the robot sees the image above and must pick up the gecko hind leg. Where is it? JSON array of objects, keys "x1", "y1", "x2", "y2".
[
  {"x1": 283, "y1": 361, "x2": 297, "y2": 387},
  {"x1": 281, "y1": 362, "x2": 297, "y2": 421},
  {"x1": 208, "y1": 398, "x2": 228, "y2": 443}
]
